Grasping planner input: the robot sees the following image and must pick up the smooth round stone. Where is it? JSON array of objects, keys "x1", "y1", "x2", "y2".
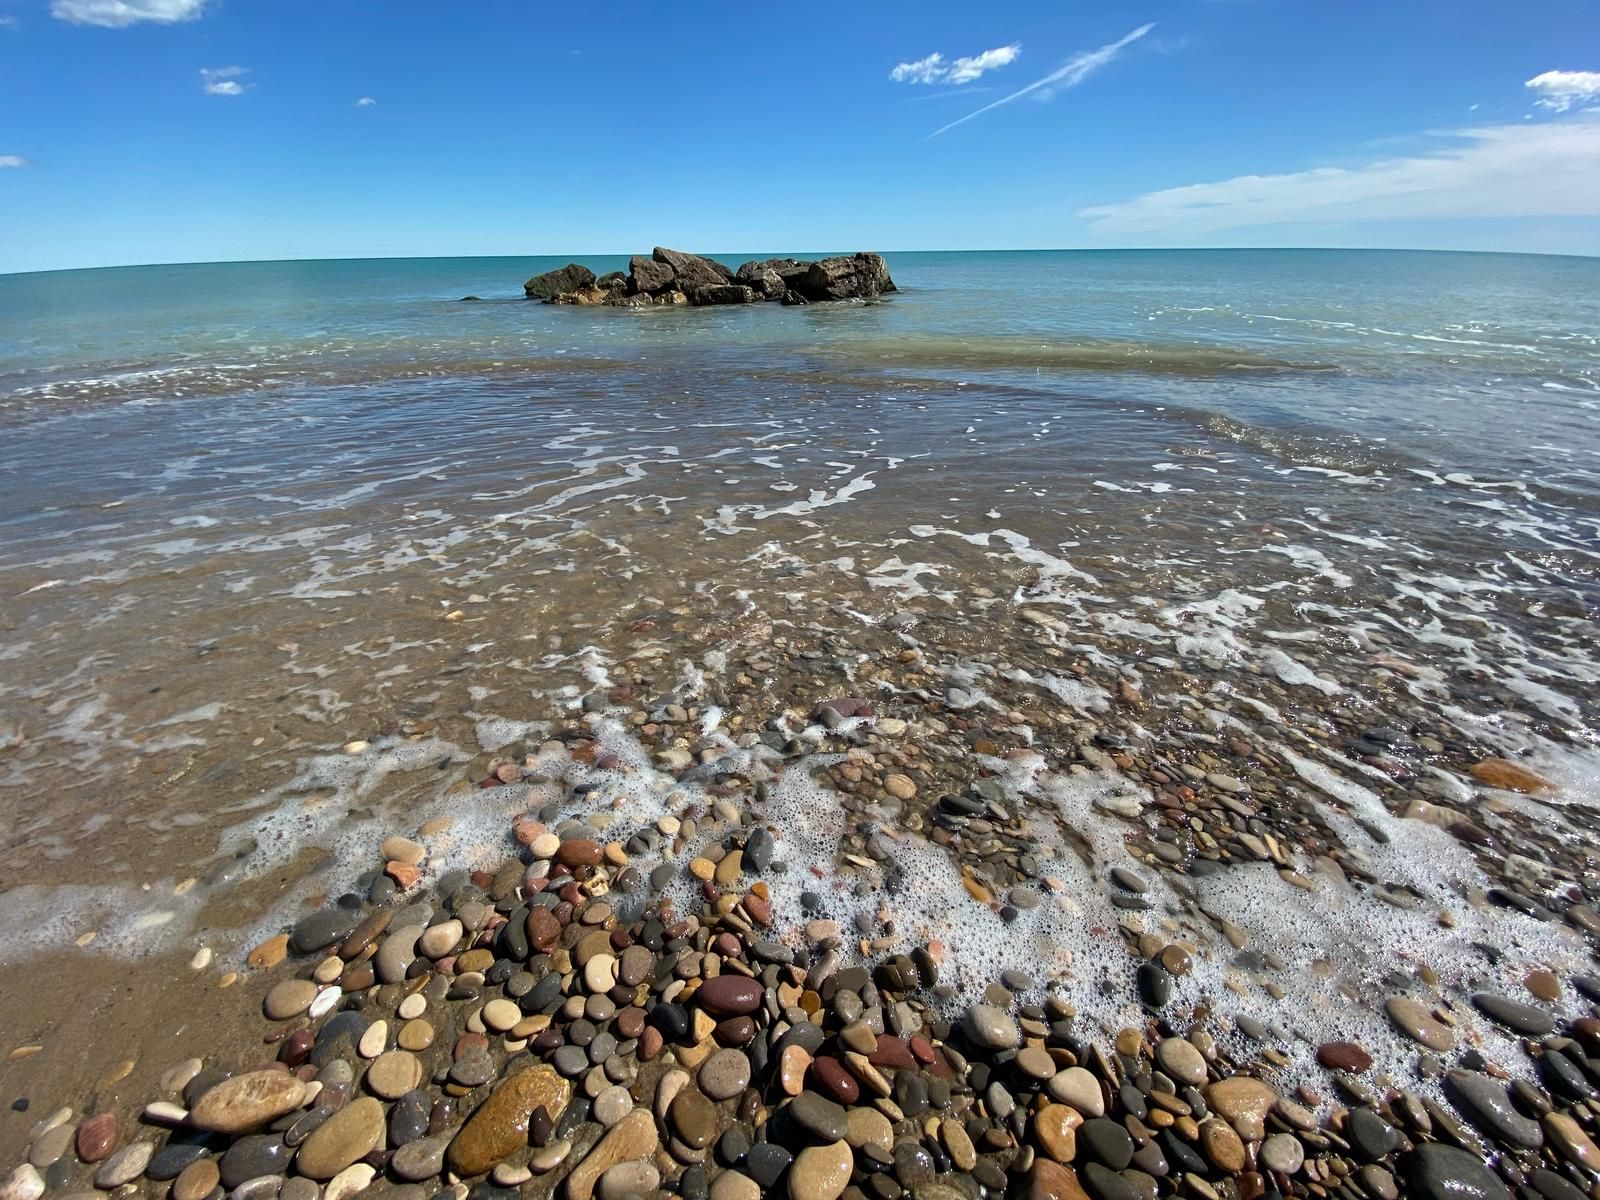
[
  {"x1": 745, "y1": 1143, "x2": 793, "y2": 1191},
  {"x1": 295, "y1": 1096, "x2": 385, "y2": 1179},
  {"x1": 418, "y1": 920, "x2": 463, "y2": 959},
  {"x1": 281, "y1": 1178, "x2": 320, "y2": 1200},
  {"x1": 553, "y1": 1045, "x2": 589, "y2": 1078},
  {"x1": 789, "y1": 1092, "x2": 848, "y2": 1143},
  {"x1": 481, "y1": 999, "x2": 520, "y2": 1032},
  {"x1": 27, "y1": 1125, "x2": 72, "y2": 1169},
  {"x1": 592, "y1": 1086, "x2": 632, "y2": 1127},
  {"x1": 75, "y1": 1113, "x2": 117, "y2": 1162},
  {"x1": 1260, "y1": 1133, "x2": 1305, "y2": 1175},
  {"x1": 1347, "y1": 1108, "x2": 1401, "y2": 1160},
  {"x1": 1035, "y1": 1105, "x2": 1083, "y2": 1163},
  {"x1": 844, "y1": 1107, "x2": 893, "y2": 1153},
  {"x1": 1316, "y1": 1041, "x2": 1373, "y2": 1073},
  {"x1": 1445, "y1": 1071, "x2": 1544, "y2": 1150},
  {"x1": 366, "y1": 1050, "x2": 422, "y2": 1100},
  {"x1": 584, "y1": 954, "x2": 618, "y2": 993},
  {"x1": 963, "y1": 1004, "x2": 1019, "y2": 1050},
  {"x1": 94, "y1": 1142, "x2": 153, "y2": 1189},
  {"x1": 323, "y1": 1162, "x2": 374, "y2": 1200},
  {"x1": 598, "y1": 1161, "x2": 660, "y2": 1200},
  {"x1": 229, "y1": 1176, "x2": 283, "y2": 1200},
  {"x1": 357, "y1": 1020, "x2": 388, "y2": 1060},
  {"x1": 1080, "y1": 1118, "x2": 1134, "y2": 1171},
  {"x1": 218, "y1": 1135, "x2": 289, "y2": 1189},
  {"x1": 397, "y1": 993, "x2": 427, "y2": 1020},
  {"x1": 397, "y1": 1019, "x2": 435, "y2": 1052},
  {"x1": 1156, "y1": 1038, "x2": 1207, "y2": 1087},
  {"x1": 671, "y1": 1091, "x2": 718, "y2": 1150},
  {"x1": 1016, "y1": 1045, "x2": 1056, "y2": 1081},
  {"x1": 788, "y1": 1139, "x2": 851, "y2": 1200},
  {"x1": 1047, "y1": 1066, "x2": 1105, "y2": 1117},
  {"x1": 1199, "y1": 1117, "x2": 1246, "y2": 1172},
  {"x1": 190, "y1": 1072, "x2": 309, "y2": 1135},
  {"x1": 264, "y1": 979, "x2": 318, "y2": 1021},
  {"x1": 710, "y1": 1171, "x2": 761, "y2": 1200},
  {"x1": 389, "y1": 1134, "x2": 450, "y2": 1182},
  {"x1": 1, "y1": 1166, "x2": 43, "y2": 1200},
  {"x1": 1472, "y1": 992, "x2": 1556, "y2": 1036},
  {"x1": 292, "y1": 908, "x2": 359, "y2": 955},
  {"x1": 1384, "y1": 996, "x2": 1455, "y2": 1051},
  {"x1": 697, "y1": 976, "x2": 765, "y2": 1017},
  {"x1": 699, "y1": 1049, "x2": 751, "y2": 1101},
  {"x1": 173, "y1": 1158, "x2": 220, "y2": 1200},
  {"x1": 1401, "y1": 1144, "x2": 1512, "y2": 1200},
  {"x1": 145, "y1": 1142, "x2": 211, "y2": 1181}
]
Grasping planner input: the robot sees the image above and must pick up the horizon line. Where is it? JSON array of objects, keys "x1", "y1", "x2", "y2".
[{"x1": 3, "y1": 244, "x2": 1597, "y2": 279}]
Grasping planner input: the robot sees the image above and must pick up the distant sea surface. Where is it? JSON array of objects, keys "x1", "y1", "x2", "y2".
[{"x1": 0, "y1": 248, "x2": 1597, "y2": 959}]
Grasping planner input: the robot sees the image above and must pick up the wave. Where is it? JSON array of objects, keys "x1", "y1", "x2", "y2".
[{"x1": 821, "y1": 335, "x2": 1338, "y2": 377}]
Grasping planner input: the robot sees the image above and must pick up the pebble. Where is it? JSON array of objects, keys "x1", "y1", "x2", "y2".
[
  {"x1": 172, "y1": 1158, "x2": 221, "y2": 1200},
  {"x1": 1260, "y1": 1132, "x2": 1304, "y2": 1174},
  {"x1": 1047, "y1": 1066, "x2": 1105, "y2": 1117},
  {"x1": 696, "y1": 975, "x2": 764, "y2": 1016},
  {"x1": 1155, "y1": 1037, "x2": 1207, "y2": 1086},
  {"x1": 391, "y1": 1133, "x2": 451, "y2": 1181},
  {"x1": 189, "y1": 1071, "x2": 309, "y2": 1134},
  {"x1": 1316, "y1": 1041, "x2": 1373, "y2": 1073},
  {"x1": 75, "y1": 1113, "x2": 116, "y2": 1162},
  {"x1": 1401, "y1": 1143, "x2": 1512, "y2": 1200},
  {"x1": 671, "y1": 1091, "x2": 718, "y2": 1150},
  {"x1": 447, "y1": 1065, "x2": 572, "y2": 1176},
  {"x1": 1472, "y1": 992, "x2": 1556, "y2": 1035},
  {"x1": 418, "y1": 920, "x2": 463, "y2": 959},
  {"x1": 1035, "y1": 1104, "x2": 1083, "y2": 1162},
  {"x1": 263, "y1": 978, "x2": 318, "y2": 1021},
  {"x1": 592, "y1": 1085, "x2": 632, "y2": 1127},
  {"x1": 699, "y1": 1049, "x2": 751, "y2": 1100},
  {"x1": 563, "y1": 1109, "x2": 658, "y2": 1200},
  {"x1": 324, "y1": 1162, "x2": 375, "y2": 1200},
  {"x1": 296, "y1": 1096, "x2": 385, "y2": 1179},
  {"x1": 367, "y1": 1049, "x2": 422, "y2": 1100},
  {"x1": 26, "y1": 1125, "x2": 72, "y2": 1169},
  {"x1": 787, "y1": 1139, "x2": 852, "y2": 1200},
  {"x1": 1446, "y1": 1070, "x2": 1544, "y2": 1149},
  {"x1": 789, "y1": 1092, "x2": 849, "y2": 1142},
  {"x1": 93, "y1": 1142, "x2": 153, "y2": 1189},
  {"x1": 598, "y1": 1161, "x2": 659, "y2": 1200},
  {"x1": 963, "y1": 1003, "x2": 1019, "y2": 1050},
  {"x1": 1384, "y1": 995, "x2": 1455, "y2": 1050},
  {"x1": 0, "y1": 1166, "x2": 44, "y2": 1200}
]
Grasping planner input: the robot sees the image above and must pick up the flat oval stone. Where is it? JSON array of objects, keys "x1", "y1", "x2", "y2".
[
  {"x1": 75, "y1": 1114, "x2": 117, "y2": 1163},
  {"x1": 1155, "y1": 1038, "x2": 1206, "y2": 1087},
  {"x1": 1446, "y1": 1071, "x2": 1544, "y2": 1150},
  {"x1": 699, "y1": 1049, "x2": 751, "y2": 1101},
  {"x1": 366, "y1": 1050, "x2": 422, "y2": 1100},
  {"x1": 1400, "y1": 1144, "x2": 1512, "y2": 1200},
  {"x1": 671, "y1": 1091, "x2": 718, "y2": 1150},
  {"x1": 1472, "y1": 992, "x2": 1556, "y2": 1036},
  {"x1": 94, "y1": 1142, "x2": 153, "y2": 1189},
  {"x1": 417, "y1": 920, "x2": 463, "y2": 959},
  {"x1": 390, "y1": 1133, "x2": 450, "y2": 1182},
  {"x1": 292, "y1": 909, "x2": 360, "y2": 955},
  {"x1": 263, "y1": 979, "x2": 318, "y2": 1021},
  {"x1": 963, "y1": 1004, "x2": 1019, "y2": 1050},
  {"x1": 789, "y1": 1092, "x2": 848, "y2": 1143},
  {"x1": 1047, "y1": 1066, "x2": 1105, "y2": 1117},
  {"x1": 447, "y1": 1066, "x2": 573, "y2": 1177},
  {"x1": 295, "y1": 1097, "x2": 384, "y2": 1179},
  {"x1": 1384, "y1": 996, "x2": 1455, "y2": 1051},
  {"x1": 696, "y1": 976, "x2": 764, "y2": 1017},
  {"x1": 788, "y1": 1139, "x2": 851, "y2": 1200},
  {"x1": 172, "y1": 1158, "x2": 220, "y2": 1200},
  {"x1": 1260, "y1": 1133, "x2": 1304, "y2": 1174},
  {"x1": 1316, "y1": 1041, "x2": 1373, "y2": 1073},
  {"x1": 598, "y1": 1161, "x2": 659, "y2": 1200},
  {"x1": 375, "y1": 926, "x2": 422, "y2": 984},
  {"x1": 189, "y1": 1071, "x2": 308, "y2": 1135},
  {"x1": 562, "y1": 1109, "x2": 658, "y2": 1200}
]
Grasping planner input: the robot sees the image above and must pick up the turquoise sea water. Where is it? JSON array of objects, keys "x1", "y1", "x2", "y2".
[{"x1": 0, "y1": 248, "x2": 1597, "y2": 959}]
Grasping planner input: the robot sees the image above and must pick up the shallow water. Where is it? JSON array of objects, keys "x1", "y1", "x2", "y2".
[{"x1": 1, "y1": 250, "x2": 1598, "y2": 1090}]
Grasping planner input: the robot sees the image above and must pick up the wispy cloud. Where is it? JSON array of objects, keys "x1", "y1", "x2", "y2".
[
  {"x1": 51, "y1": 0, "x2": 202, "y2": 26},
  {"x1": 1526, "y1": 70, "x2": 1600, "y2": 113},
  {"x1": 1078, "y1": 113, "x2": 1600, "y2": 235},
  {"x1": 0, "y1": 155, "x2": 29, "y2": 168},
  {"x1": 356, "y1": 96, "x2": 376, "y2": 107},
  {"x1": 200, "y1": 65, "x2": 250, "y2": 96},
  {"x1": 929, "y1": 23, "x2": 1154, "y2": 139},
  {"x1": 0, "y1": 15, "x2": 18, "y2": 28},
  {"x1": 891, "y1": 43, "x2": 1020, "y2": 87}
]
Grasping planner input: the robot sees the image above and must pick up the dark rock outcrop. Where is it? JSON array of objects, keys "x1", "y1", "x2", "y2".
[
  {"x1": 523, "y1": 263, "x2": 596, "y2": 300},
  {"x1": 793, "y1": 253, "x2": 896, "y2": 302},
  {"x1": 526, "y1": 248, "x2": 894, "y2": 308}
]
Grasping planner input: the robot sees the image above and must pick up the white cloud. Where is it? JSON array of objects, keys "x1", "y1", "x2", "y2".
[
  {"x1": 201, "y1": 66, "x2": 249, "y2": 96},
  {"x1": 356, "y1": 96, "x2": 376, "y2": 107},
  {"x1": 0, "y1": 15, "x2": 18, "y2": 27},
  {"x1": 891, "y1": 43, "x2": 1020, "y2": 86},
  {"x1": 1526, "y1": 70, "x2": 1600, "y2": 113},
  {"x1": 1078, "y1": 114, "x2": 1600, "y2": 235},
  {"x1": 930, "y1": 23, "x2": 1154, "y2": 138},
  {"x1": 0, "y1": 155, "x2": 29, "y2": 168},
  {"x1": 51, "y1": 0, "x2": 202, "y2": 26}
]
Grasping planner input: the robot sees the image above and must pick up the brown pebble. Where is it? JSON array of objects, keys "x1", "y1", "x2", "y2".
[
  {"x1": 172, "y1": 1157, "x2": 220, "y2": 1200},
  {"x1": 246, "y1": 934, "x2": 289, "y2": 969},
  {"x1": 76, "y1": 1113, "x2": 117, "y2": 1163},
  {"x1": 1315, "y1": 1042, "x2": 1372, "y2": 1073}
]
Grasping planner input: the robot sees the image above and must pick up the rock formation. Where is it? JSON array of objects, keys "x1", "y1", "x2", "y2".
[{"x1": 522, "y1": 248, "x2": 895, "y2": 308}]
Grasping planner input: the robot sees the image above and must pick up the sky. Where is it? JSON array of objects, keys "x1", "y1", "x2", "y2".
[{"x1": 1, "y1": 0, "x2": 1598, "y2": 272}]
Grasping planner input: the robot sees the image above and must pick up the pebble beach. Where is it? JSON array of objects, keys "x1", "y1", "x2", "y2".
[{"x1": 2, "y1": 249, "x2": 1599, "y2": 1200}]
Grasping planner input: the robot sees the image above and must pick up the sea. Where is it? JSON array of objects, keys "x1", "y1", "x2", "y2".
[{"x1": 0, "y1": 249, "x2": 1598, "y2": 1089}]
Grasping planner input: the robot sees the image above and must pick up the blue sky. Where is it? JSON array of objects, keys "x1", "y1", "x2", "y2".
[{"x1": 1, "y1": 0, "x2": 1598, "y2": 272}]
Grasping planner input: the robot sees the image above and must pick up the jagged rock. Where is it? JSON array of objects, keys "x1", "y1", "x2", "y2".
[
  {"x1": 736, "y1": 258, "x2": 809, "y2": 299},
  {"x1": 550, "y1": 286, "x2": 611, "y2": 306},
  {"x1": 781, "y1": 289, "x2": 809, "y2": 306},
  {"x1": 629, "y1": 255, "x2": 676, "y2": 294},
  {"x1": 524, "y1": 262, "x2": 596, "y2": 299},
  {"x1": 794, "y1": 253, "x2": 895, "y2": 301},
  {"x1": 596, "y1": 272, "x2": 627, "y2": 292},
  {"x1": 651, "y1": 247, "x2": 732, "y2": 292},
  {"x1": 687, "y1": 283, "x2": 758, "y2": 306}
]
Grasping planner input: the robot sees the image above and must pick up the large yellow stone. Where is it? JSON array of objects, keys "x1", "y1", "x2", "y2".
[{"x1": 446, "y1": 1065, "x2": 572, "y2": 1176}]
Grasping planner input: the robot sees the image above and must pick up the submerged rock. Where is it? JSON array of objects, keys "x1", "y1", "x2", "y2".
[{"x1": 523, "y1": 262, "x2": 596, "y2": 299}]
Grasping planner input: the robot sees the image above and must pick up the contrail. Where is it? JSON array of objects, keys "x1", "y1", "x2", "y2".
[{"x1": 929, "y1": 22, "x2": 1155, "y2": 139}]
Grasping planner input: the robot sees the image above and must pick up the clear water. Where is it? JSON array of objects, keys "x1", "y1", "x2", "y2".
[{"x1": 0, "y1": 248, "x2": 1597, "y2": 971}]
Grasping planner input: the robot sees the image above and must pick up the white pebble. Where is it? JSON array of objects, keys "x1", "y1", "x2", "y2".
[
  {"x1": 189, "y1": 947, "x2": 212, "y2": 970},
  {"x1": 358, "y1": 1020, "x2": 389, "y2": 1059},
  {"x1": 308, "y1": 985, "x2": 341, "y2": 1019},
  {"x1": 397, "y1": 993, "x2": 426, "y2": 1020}
]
